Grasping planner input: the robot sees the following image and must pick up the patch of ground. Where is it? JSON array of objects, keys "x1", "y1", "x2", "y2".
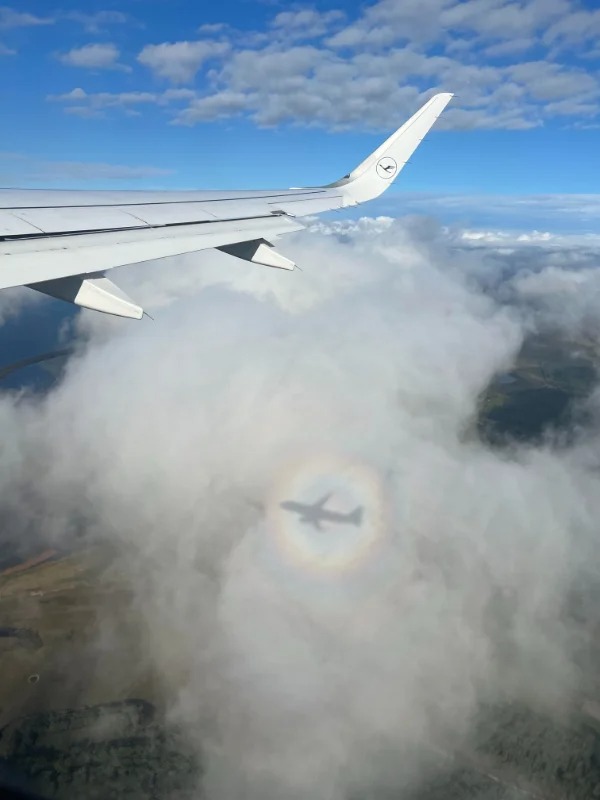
[
  {"x1": 478, "y1": 332, "x2": 599, "y2": 445},
  {"x1": 0, "y1": 700, "x2": 198, "y2": 800}
]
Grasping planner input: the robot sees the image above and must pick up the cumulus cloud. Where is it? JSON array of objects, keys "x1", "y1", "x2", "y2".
[
  {"x1": 0, "y1": 6, "x2": 53, "y2": 29},
  {"x1": 58, "y1": 42, "x2": 129, "y2": 71},
  {"x1": 271, "y1": 9, "x2": 346, "y2": 41},
  {"x1": 3, "y1": 216, "x2": 600, "y2": 797},
  {"x1": 510, "y1": 263, "x2": 600, "y2": 338},
  {"x1": 543, "y1": 5, "x2": 600, "y2": 47},
  {"x1": 138, "y1": 40, "x2": 230, "y2": 84},
  {"x1": 173, "y1": 50, "x2": 428, "y2": 128},
  {"x1": 171, "y1": 27, "x2": 595, "y2": 129},
  {"x1": 0, "y1": 286, "x2": 42, "y2": 328}
]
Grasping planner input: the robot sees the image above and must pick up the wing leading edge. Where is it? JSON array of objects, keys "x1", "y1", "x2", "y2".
[{"x1": 0, "y1": 92, "x2": 453, "y2": 318}]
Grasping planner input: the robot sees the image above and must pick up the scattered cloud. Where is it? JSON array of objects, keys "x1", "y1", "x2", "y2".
[
  {"x1": 63, "y1": 105, "x2": 104, "y2": 119},
  {"x1": 572, "y1": 120, "x2": 600, "y2": 130},
  {"x1": 456, "y1": 227, "x2": 600, "y2": 249},
  {"x1": 48, "y1": 86, "x2": 197, "y2": 116},
  {"x1": 270, "y1": 9, "x2": 346, "y2": 41},
  {"x1": 173, "y1": 48, "x2": 430, "y2": 129},
  {"x1": 508, "y1": 60, "x2": 597, "y2": 102},
  {"x1": 175, "y1": 90, "x2": 248, "y2": 124},
  {"x1": 65, "y1": 10, "x2": 129, "y2": 33},
  {"x1": 3, "y1": 216, "x2": 600, "y2": 798},
  {"x1": 197, "y1": 22, "x2": 229, "y2": 35},
  {"x1": 484, "y1": 37, "x2": 536, "y2": 58},
  {"x1": 0, "y1": 6, "x2": 53, "y2": 29},
  {"x1": 51, "y1": 87, "x2": 155, "y2": 105},
  {"x1": 543, "y1": 6, "x2": 600, "y2": 47},
  {"x1": 138, "y1": 40, "x2": 230, "y2": 84},
  {"x1": 153, "y1": 3, "x2": 599, "y2": 129},
  {"x1": 58, "y1": 42, "x2": 130, "y2": 72},
  {"x1": 0, "y1": 40, "x2": 14, "y2": 54},
  {"x1": 45, "y1": 1, "x2": 600, "y2": 130}
]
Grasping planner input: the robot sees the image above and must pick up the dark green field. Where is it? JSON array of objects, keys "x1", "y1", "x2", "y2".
[{"x1": 478, "y1": 333, "x2": 599, "y2": 445}]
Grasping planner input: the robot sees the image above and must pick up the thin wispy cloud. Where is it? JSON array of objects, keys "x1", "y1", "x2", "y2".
[
  {"x1": 374, "y1": 191, "x2": 600, "y2": 231},
  {"x1": 65, "y1": 10, "x2": 129, "y2": 33},
  {"x1": 0, "y1": 151, "x2": 173, "y2": 184},
  {"x1": 0, "y1": 6, "x2": 54, "y2": 29}
]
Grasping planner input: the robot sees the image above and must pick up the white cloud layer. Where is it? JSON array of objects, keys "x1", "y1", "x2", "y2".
[{"x1": 3, "y1": 216, "x2": 600, "y2": 797}]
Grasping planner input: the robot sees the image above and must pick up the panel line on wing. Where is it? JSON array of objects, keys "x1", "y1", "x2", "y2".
[
  {"x1": 0, "y1": 189, "x2": 330, "y2": 211},
  {"x1": 0, "y1": 212, "x2": 299, "y2": 242},
  {"x1": 0, "y1": 214, "x2": 307, "y2": 289}
]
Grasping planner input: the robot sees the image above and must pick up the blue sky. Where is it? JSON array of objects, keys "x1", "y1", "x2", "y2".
[{"x1": 1, "y1": 0, "x2": 600, "y2": 229}]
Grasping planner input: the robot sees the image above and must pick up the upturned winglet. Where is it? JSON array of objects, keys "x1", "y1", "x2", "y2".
[{"x1": 326, "y1": 92, "x2": 454, "y2": 205}]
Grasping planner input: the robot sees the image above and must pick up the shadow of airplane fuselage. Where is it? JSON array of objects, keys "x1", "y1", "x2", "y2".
[{"x1": 280, "y1": 494, "x2": 363, "y2": 530}]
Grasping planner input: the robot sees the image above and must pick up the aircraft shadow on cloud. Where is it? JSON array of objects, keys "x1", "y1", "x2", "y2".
[
  {"x1": 0, "y1": 93, "x2": 453, "y2": 320},
  {"x1": 280, "y1": 493, "x2": 364, "y2": 531}
]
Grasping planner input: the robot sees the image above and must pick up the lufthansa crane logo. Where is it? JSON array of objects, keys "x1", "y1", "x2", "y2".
[{"x1": 376, "y1": 157, "x2": 398, "y2": 179}]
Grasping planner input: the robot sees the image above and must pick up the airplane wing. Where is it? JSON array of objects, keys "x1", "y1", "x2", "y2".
[
  {"x1": 0, "y1": 92, "x2": 453, "y2": 319},
  {"x1": 314, "y1": 492, "x2": 333, "y2": 509},
  {"x1": 298, "y1": 512, "x2": 323, "y2": 530}
]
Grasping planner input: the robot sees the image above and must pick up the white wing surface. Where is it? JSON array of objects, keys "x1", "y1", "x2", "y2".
[{"x1": 0, "y1": 92, "x2": 453, "y2": 318}]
